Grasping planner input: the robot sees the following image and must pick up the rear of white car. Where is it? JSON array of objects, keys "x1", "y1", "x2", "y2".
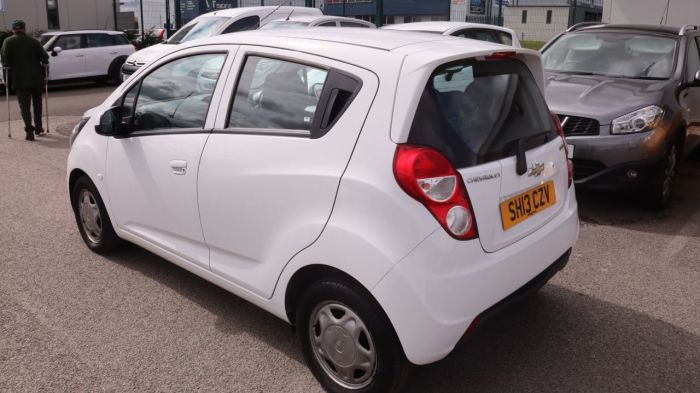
[{"x1": 352, "y1": 47, "x2": 579, "y2": 365}]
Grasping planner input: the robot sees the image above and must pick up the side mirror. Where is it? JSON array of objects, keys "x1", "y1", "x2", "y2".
[
  {"x1": 95, "y1": 106, "x2": 125, "y2": 136},
  {"x1": 694, "y1": 70, "x2": 700, "y2": 87},
  {"x1": 51, "y1": 46, "x2": 62, "y2": 56}
]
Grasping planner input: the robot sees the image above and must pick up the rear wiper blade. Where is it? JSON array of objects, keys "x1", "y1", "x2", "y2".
[{"x1": 512, "y1": 131, "x2": 553, "y2": 176}]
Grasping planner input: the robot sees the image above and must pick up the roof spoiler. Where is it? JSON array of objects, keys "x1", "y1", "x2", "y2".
[
  {"x1": 566, "y1": 22, "x2": 606, "y2": 32},
  {"x1": 679, "y1": 24, "x2": 700, "y2": 36}
]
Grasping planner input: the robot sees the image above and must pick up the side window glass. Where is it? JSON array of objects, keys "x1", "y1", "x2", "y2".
[
  {"x1": 54, "y1": 35, "x2": 81, "y2": 50},
  {"x1": 112, "y1": 34, "x2": 130, "y2": 45},
  {"x1": 318, "y1": 22, "x2": 338, "y2": 27},
  {"x1": 686, "y1": 38, "x2": 700, "y2": 82},
  {"x1": 229, "y1": 56, "x2": 328, "y2": 131},
  {"x1": 86, "y1": 34, "x2": 113, "y2": 48},
  {"x1": 455, "y1": 29, "x2": 476, "y2": 39},
  {"x1": 475, "y1": 29, "x2": 499, "y2": 44},
  {"x1": 496, "y1": 31, "x2": 513, "y2": 46},
  {"x1": 222, "y1": 16, "x2": 260, "y2": 34},
  {"x1": 340, "y1": 22, "x2": 369, "y2": 28},
  {"x1": 131, "y1": 53, "x2": 226, "y2": 131}
]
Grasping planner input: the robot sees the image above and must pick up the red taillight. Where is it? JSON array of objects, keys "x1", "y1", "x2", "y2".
[
  {"x1": 551, "y1": 112, "x2": 573, "y2": 188},
  {"x1": 394, "y1": 145, "x2": 478, "y2": 240},
  {"x1": 485, "y1": 51, "x2": 517, "y2": 60}
]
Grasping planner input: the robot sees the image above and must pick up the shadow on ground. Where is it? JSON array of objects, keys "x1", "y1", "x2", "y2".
[{"x1": 103, "y1": 244, "x2": 699, "y2": 392}]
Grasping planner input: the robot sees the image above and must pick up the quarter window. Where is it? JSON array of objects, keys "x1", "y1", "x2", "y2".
[
  {"x1": 86, "y1": 34, "x2": 113, "y2": 48},
  {"x1": 128, "y1": 53, "x2": 226, "y2": 131},
  {"x1": 222, "y1": 15, "x2": 260, "y2": 34},
  {"x1": 229, "y1": 56, "x2": 328, "y2": 131}
]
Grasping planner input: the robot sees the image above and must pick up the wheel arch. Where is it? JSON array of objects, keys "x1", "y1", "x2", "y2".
[{"x1": 68, "y1": 168, "x2": 90, "y2": 209}]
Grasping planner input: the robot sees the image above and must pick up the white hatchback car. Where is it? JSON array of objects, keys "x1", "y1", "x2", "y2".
[
  {"x1": 384, "y1": 21, "x2": 521, "y2": 47},
  {"x1": 68, "y1": 29, "x2": 578, "y2": 392}
]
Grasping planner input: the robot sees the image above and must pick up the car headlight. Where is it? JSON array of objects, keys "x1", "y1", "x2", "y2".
[
  {"x1": 611, "y1": 105, "x2": 663, "y2": 134},
  {"x1": 69, "y1": 117, "x2": 90, "y2": 147}
]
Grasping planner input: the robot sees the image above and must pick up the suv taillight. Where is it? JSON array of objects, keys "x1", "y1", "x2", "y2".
[
  {"x1": 394, "y1": 145, "x2": 478, "y2": 240},
  {"x1": 552, "y1": 113, "x2": 573, "y2": 188}
]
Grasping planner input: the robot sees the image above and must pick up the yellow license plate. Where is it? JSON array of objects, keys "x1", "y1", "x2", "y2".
[{"x1": 500, "y1": 181, "x2": 556, "y2": 230}]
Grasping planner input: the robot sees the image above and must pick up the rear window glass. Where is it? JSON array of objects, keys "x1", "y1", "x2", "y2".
[{"x1": 408, "y1": 59, "x2": 556, "y2": 168}]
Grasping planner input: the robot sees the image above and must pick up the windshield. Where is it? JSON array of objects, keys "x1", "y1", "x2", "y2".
[
  {"x1": 39, "y1": 34, "x2": 55, "y2": 47},
  {"x1": 167, "y1": 16, "x2": 229, "y2": 44},
  {"x1": 259, "y1": 21, "x2": 310, "y2": 30},
  {"x1": 542, "y1": 32, "x2": 678, "y2": 79}
]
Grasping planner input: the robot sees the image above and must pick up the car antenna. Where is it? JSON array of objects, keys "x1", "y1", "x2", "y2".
[
  {"x1": 660, "y1": 0, "x2": 670, "y2": 24},
  {"x1": 255, "y1": 0, "x2": 293, "y2": 29},
  {"x1": 286, "y1": 9, "x2": 294, "y2": 21}
]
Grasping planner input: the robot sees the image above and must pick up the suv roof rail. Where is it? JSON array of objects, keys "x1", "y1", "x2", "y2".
[
  {"x1": 566, "y1": 22, "x2": 605, "y2": 32},
  {"x1": 679, "y1": 24, "x2": 700, "y2": 36}
]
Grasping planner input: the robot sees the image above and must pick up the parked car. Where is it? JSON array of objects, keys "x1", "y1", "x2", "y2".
[
  {"x1": 120, "y1": 6, "x2": 322, "y2": 81},
  {"x1": 1, "y1": 30, "x2": 134, "y2": 89},
  {"x1": 541, "y1": 23, "x2": 700, "y2": 208},
  {"x1": 260, "y1": 15, "x2": 375, "y2": 30},
  {"x1": 383, "y1": 21, "x2": 521, "y2": 47},
  {"x1": 68, "y1": 29, "x2": 578, "y2": 392}
]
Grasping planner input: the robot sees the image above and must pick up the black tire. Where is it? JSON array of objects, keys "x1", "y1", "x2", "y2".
[
  {"x1": 71, "y1": 176, "x2": 121, "y2": 254},
  {"x1": 296, "y1": 280, "x2": 411, "y2": 393},
  {"x1": 646, "y1": 140, "x2": 680, "y2": 209},
  {"x1": 108, "y1": 58, "x2": 125, "y2": 85}
]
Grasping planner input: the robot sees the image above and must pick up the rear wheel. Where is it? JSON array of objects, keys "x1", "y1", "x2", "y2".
[
  {"x1": 71, "y1": 176, "x2": 121, "y2": 253},
  {"x1": 296, "y1": 280, "x2": 410, "y2": 393},
  {"x1": 646, "y1": 141, "x2": 679, "y2": 209}
]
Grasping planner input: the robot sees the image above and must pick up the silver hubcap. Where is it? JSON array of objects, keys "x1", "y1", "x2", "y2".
[
  {"x1": 78, "y1": 189, "x2": 102, "y2": 244},
  {"x1": 309, "y1": 302, "x2": 377, "y2": 390},
  {"x1": 662, "y1": 145, "x2": 677, "y2": 200}
]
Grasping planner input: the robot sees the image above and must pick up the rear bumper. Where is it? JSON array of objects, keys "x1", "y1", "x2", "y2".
[{"x1": 372, "y1": 186, "x2": 579, "y2": 365}]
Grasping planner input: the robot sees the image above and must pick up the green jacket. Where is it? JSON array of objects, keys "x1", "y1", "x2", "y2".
[{"x1": 1, "y1": 33, "x2": 49, "y2": 90}]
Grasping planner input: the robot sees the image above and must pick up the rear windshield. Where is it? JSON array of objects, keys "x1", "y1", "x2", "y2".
[{"x1": 408, "y1": 59, "x2": 556, "y2": 168}]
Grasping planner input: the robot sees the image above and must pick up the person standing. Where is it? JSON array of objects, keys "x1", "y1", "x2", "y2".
[{"x1": 1, "y1": 20, "x2": 49, "y2": 141}]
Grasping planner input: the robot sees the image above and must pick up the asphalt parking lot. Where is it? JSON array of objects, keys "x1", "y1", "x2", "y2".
[{"x1": 0, "y1": 85, "x2": 698, "y2": 392}]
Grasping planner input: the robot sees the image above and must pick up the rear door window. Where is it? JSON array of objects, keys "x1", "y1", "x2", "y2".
[
  {"x1": 86, "y1": 34, "x2": 113, "y2": 48},
  {"x1": 408, "y1": 59, "x2": 556, "y2": 168},
  {"x1": 228, "y1": 56, "x2": 328, "y2": 131},
  {"x1": 222, "y1": 15, "x2": 261, "y2": 34}
]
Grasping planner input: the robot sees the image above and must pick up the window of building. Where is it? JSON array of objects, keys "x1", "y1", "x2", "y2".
[
  {"x1": 46, "y1": 0, "x2": 60, "y2": 30},
  {"x1": 546, "y1": 10, "x2": 552, "y2": 24},
  {"x1": 522, "y1": 10, "x2": 527, "y2": 24}
]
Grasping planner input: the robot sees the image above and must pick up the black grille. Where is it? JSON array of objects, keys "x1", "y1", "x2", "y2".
[
  {"x1": 572, "y1": 159, "x2": 606, "y2": 180},
  {"x1": 557, "y1": 115, "x2": 600, "y2": 136}
]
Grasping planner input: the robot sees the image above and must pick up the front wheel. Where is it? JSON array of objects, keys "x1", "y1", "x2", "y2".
[
  {"x1": 71, "y1": 176, "x2": 121, "y2": 253},
  {"x1": 296, "y1": 280, "x2": 410, "y2": 393},
  {"x1": 646, "y1": 142, "x2": 679, "y2": 209}
]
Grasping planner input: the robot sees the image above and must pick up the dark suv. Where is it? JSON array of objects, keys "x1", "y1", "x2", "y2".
[{"x1": 541, "y1": 23, "x2": 700, "y2": 208}]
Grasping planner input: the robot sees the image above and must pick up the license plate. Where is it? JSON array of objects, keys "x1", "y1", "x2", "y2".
[
  {"x1": 566, "y1": 144, "x2": 575, "y2": 159},
  {"x1": 499, "y1": 181, "x2": 557, "y2": 230}
]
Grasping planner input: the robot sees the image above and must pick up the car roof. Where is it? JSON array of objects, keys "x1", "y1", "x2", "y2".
[
  {"x1": 575, "y1": 24, "x2": 682, "y2": 36},
  {"x1": 383, "y1": 21, "x2": 515, "y2": 35},
  {"x1": 207, "y1": 6, "x2": 321, "y2": 18},
  {"x1": 269, "y1": 15, "x2": 368, "y2": 24},
  {"x1": 42, "y1": 30, "x2": 125, "y2": 35}
]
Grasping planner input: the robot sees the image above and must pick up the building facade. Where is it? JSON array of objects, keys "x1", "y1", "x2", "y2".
[
  {"x1": 603, "y1": 0, "x2": 700, "y2": 27},
  {"x1": 0, "y1": 0, "x2": 115, "y2": 31},
  {"x1": 323, "y1": 0, "x2": 449, "y2": 25},
  {"x1": 504, "y1": 0, "x2": 602, "y2": 42}
]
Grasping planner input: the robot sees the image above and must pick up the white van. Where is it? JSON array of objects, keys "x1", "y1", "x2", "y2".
[{"x1": 120, "y1": 6, "x2": 322, "y2": 81}]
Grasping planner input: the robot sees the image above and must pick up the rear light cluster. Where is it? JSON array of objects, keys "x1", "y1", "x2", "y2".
[
  {"x1": 394, "y1": 145, "x2": 478, "y2": 240},
  {"x1": 552, "y1": 113, "x2": 574, "y2": 188}
]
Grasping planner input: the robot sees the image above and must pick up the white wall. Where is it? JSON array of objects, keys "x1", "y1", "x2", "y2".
[
  {"x1": 0, "y1": 0, "x2": 115, "y2": 31},
  {"x1": 505, "y1": 6, "x2": 569, "y2": 42},
  {"x1": 604, "y1": 0, "x2": 700, "y2": 27}
]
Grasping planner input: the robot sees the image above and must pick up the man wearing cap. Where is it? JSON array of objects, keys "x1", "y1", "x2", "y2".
[{"x1": 1, "y1": 20, "x2": 49, "y2": 141}]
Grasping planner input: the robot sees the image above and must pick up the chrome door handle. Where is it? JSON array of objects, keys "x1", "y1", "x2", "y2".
[{"x1": 169, "y1": 160, "x2": 187, "y2": 175}]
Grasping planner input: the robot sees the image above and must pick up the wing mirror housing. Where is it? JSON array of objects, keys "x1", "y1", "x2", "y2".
[
  {"x1": 51, "y1": 46, "x2": 62, "y2": 57},
  {"x1": 694, "y1": 70, "x2": 700, "y2": 87},
  {"x1": 95, "y1": 106, "x2": 125, "y2": 136}
]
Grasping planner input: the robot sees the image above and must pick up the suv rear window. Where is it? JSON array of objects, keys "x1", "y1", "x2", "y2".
[{"x1": 408, "y1": 59, "x2": 556, "y2": 168}]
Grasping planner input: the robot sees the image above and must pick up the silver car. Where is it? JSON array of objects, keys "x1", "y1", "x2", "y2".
[{"x1": 542, "y1": 23, "x2": 700, "y2": 208}]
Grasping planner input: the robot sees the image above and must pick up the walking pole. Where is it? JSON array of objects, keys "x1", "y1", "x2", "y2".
[
  {"x1": 4, "y1": 67, "x2": 10, "y2": 139},
  {"x1": 44, "y1": 64, "x2": 50, "y2": 134}
]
